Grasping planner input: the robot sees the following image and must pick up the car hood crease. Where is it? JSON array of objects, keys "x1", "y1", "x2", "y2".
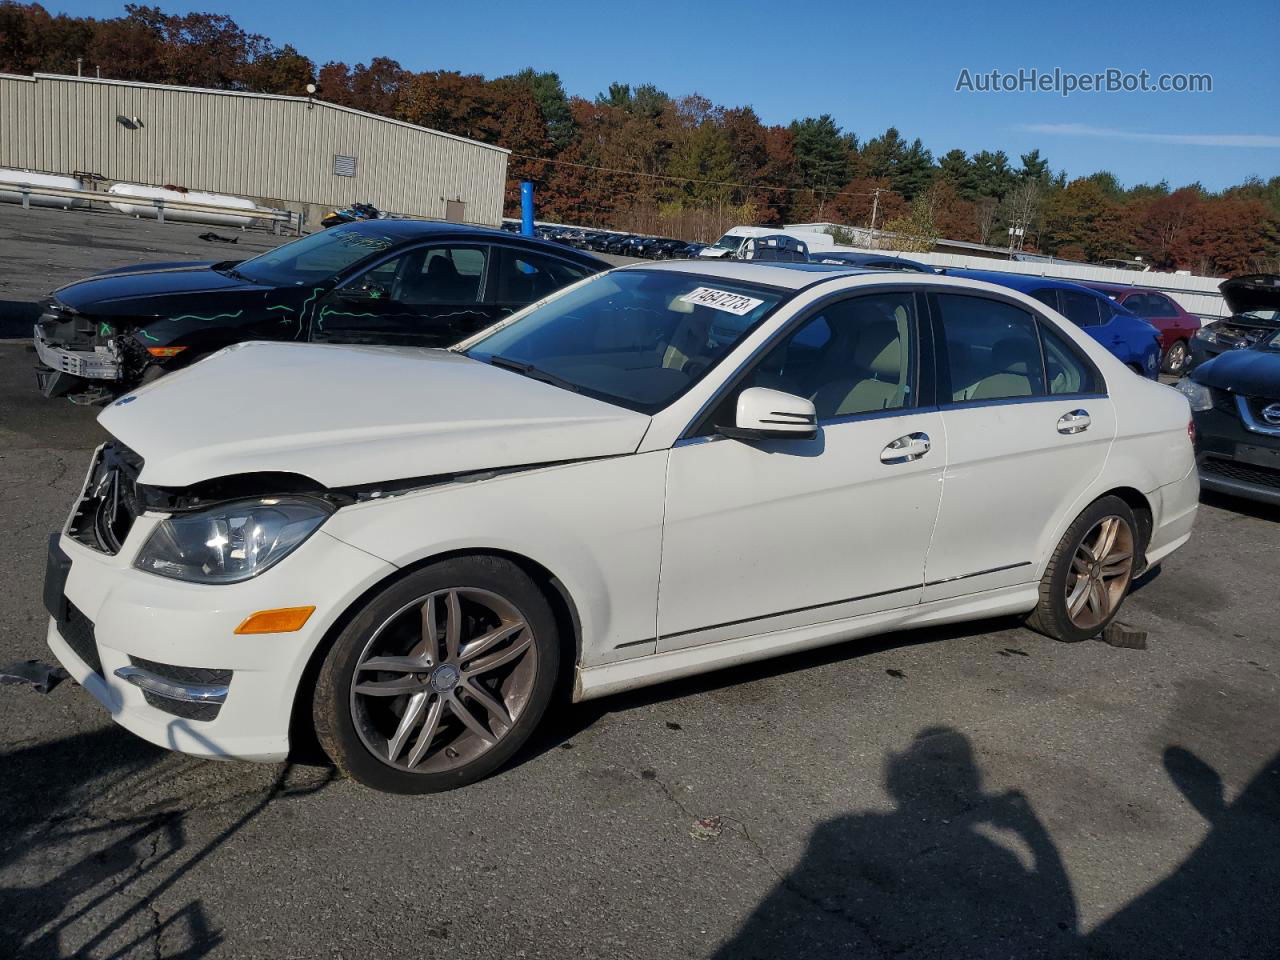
[{"x1": 98, "y1": 342, "x2": 652, "y2": 488}]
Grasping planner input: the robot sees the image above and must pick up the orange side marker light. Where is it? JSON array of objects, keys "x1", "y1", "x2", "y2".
[{"x1": 234, "y1": 606, "x2": 316, "y2": 635}]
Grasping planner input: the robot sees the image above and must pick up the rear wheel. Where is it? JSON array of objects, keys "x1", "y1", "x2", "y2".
[
  {"x1": 314, "y1": 556, "x2": 559, "y2": 793},
  {"x1": 1027, "y1": 496, "x2": 1137, "y2": 643},
  {"x1": 1162, "y1": 339, "x2": 1189, "y2": 375}
]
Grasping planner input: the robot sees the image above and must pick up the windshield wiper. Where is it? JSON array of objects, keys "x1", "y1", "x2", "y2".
[
  {"x1": 487, "y1": 355, "x2": 581, "y2": 393},
  {"x1": 214, "y1": 262, "x2": 251, "y2": 282}
]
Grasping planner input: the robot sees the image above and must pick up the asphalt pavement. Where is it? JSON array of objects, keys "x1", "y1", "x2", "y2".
[{"x1": 0, "y1": 204, "x2": 1278, "y2": 959}]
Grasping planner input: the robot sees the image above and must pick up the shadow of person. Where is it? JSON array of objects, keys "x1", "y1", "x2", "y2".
[
  {"x1": 714, "y1": 726, "x2": 1080, "y2": 959},
  {"x1": 1084, "y1": 746, "x2": 1280, "y2": 959}
]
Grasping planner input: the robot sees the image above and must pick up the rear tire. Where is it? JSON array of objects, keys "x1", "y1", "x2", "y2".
[
  {"x1": 314, "y1": 556, "x2": 560, "y2": 793},
  {"x1": 1027, "y1": 496, "x2": 1137, "y2": 643}
]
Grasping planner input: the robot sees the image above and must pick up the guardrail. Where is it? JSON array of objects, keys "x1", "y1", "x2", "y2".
[{"x1": 0, "y1": 182, "x2": 303, "y2": 235}]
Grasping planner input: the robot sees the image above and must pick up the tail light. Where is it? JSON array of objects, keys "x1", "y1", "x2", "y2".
[{"x1": 1187, "y1": 419, "x2": 1196, "y2": 444}]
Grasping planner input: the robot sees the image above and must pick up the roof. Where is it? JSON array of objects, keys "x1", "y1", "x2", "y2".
[
  {"x1": 9, "y1": 72, "x2": 510, "y2": 155},
  {"x1": 946, "y1": 268, "x2": 1106, "y2": 297},
  {"x1": 616, "y1": 259, "x2": 872, "y2": 290},
  {"x1": 336, "y1": 220, "x2": 607, "y2": 265}
]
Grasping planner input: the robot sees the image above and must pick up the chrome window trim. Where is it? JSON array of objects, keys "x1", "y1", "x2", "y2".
[{"x1": 943, "y1": 392, "x2": 1109, "y2": 414}]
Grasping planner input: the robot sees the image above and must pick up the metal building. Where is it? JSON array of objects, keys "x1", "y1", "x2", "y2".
[{"x1": 0, "y1": 72, "x2": 509, "y2": 225}]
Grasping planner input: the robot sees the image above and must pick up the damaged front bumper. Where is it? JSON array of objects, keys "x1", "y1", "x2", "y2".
[{"x1": 33, "y1": 323, "x2": 123, "y2": 380}]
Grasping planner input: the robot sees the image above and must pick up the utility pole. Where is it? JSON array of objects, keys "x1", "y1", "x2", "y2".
[{"x1": 869, "y1": 187, "x2": 882, "y2": 247}]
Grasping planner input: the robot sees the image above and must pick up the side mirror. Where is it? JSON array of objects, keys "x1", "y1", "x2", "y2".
[{"x1": 718, "y1": 386, "x2": 818, "y2": 441}]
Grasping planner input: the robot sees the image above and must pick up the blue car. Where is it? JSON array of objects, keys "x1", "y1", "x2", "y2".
[{"x1": 947, "y1": 270, "x2": 1161, "y2": 378}]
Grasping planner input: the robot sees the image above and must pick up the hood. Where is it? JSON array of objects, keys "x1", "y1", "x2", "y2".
[
  {"x1": 98, "y1": 342, "x2": 651, "y2": 488},
  {"x1": 1192, "y1": 345, "x2": 1280, "y2": 396},
  {"x1": 54, "y1": 263, "x2": 272, "y2": 317},
  {"x1": 1219, "y1": 274, "x2": 1280, "y2": 318}
]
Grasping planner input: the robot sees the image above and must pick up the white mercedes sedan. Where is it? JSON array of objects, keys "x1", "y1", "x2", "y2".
[{"x1": 43, "y1": 261, "x2": 1199, "y2": 792}]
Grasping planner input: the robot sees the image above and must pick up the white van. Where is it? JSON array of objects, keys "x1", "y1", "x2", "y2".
[{"x1": 698, "y1": 225, "x2": 839, "y2": 259}]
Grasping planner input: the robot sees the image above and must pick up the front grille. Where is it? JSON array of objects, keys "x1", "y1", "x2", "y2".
[
  {"x1": 1202, "y1": 457, "x2": 1280, "y2": 490},
  {"x1": 1209, "y1": 387, "x2": 1237, "y2": 415},
  {"x1": 128, "y1": 657, "x2": 231, "y2": 722},
  {"x1": 1243, "y1": 395, "x2": 1280, "y2": 424},
  {"x1": 58, "y1": 602, "x2": 102, "y2": 674},
  {"x1": 66, "y1": 442, "x2": 145, "y2": 555},
  {"x1": 128, "y1": 657, "x2": 232, "y2": 687}
]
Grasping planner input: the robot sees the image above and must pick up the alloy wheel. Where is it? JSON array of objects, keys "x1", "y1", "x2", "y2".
[
  {"x1": 349, "y1": 588, "x2": 538, "y2": 773},
  {"x1": 1065, "y1": 516, "x2": 1134, "y2": 631},
  {"x1": 1165, "y1": 341, "x2": 1188, "y2": 374}
]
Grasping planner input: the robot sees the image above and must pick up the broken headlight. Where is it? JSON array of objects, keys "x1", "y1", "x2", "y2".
[{"x1": 134, "y1": 497, "x2": 333, "y2": 584}]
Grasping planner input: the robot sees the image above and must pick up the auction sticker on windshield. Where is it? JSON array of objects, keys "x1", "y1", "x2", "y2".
[{"x1": 678, "y1": 287, "x2": 765, "y2": 316}]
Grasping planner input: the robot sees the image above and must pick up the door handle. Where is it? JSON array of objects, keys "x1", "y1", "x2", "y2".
[
  {"x1": 1057, "y1": 409, "x2": 1091, "y2": 435},
  {"x1": 881, "y1": 432, "x2": 931, "y2": 464}
]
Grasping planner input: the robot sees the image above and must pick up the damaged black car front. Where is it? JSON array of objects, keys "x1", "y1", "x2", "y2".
[{"x1": 32, "y1": 257, "x2": 301, "y2": 400}]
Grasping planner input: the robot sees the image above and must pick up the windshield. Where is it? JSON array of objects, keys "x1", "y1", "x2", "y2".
[
  {"x1": 232, "y1": 225, "x2": 398, "y2": 286},
  {"x1": 466, "y1": 270, "x2": 784, "y2": 413},
  {"x1": 712, "y1": 233, "x2": 746, "y2": 251}
]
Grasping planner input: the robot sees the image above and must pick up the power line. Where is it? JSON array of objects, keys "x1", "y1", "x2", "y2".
[{"x1": 509, "y1": 151, "x2": 884, "y2": 200}]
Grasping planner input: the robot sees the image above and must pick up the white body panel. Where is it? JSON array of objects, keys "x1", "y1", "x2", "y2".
[
  {"x1": 657, "y1": 411, "x2": 946, "y2": 650},
  {"x1": 922, "y1": 397, "x2": 1117, "y2": 601},
  {"x1": 48, "y1": 264, "x2": 1199, "y2": 762},
  {"x1": 100, "y1": 343, "x2": 651, "y2": 488},
  {"x1": 107, "y1": 182, "x2": 259, "y2": 227}
]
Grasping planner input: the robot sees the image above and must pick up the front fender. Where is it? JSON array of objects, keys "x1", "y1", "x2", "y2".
[{"x1": 320, "y1": 452, "x2": 669, "y2": 668}]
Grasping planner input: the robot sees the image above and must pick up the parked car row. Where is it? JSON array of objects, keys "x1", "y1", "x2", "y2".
[{"x1": 499, "y1": 220, "x2": 708, "y2": 260}]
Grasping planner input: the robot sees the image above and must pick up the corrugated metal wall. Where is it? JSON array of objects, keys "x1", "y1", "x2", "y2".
[{"x1": 0, "y1": 73, "x2": 509, "y2": 225}]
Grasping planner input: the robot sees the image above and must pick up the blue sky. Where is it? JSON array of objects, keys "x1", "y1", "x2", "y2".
[{"x1": 50, "y1": 0, "x2": 1279, "y2": 191}]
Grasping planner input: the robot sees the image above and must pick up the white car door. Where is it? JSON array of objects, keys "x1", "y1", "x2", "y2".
[
  {"x1": 657, "y1": 291, "x2": 946, "y2": 652},
  {"x1": 921, "y1": 291, "x2": 1117, "y2": 602}
]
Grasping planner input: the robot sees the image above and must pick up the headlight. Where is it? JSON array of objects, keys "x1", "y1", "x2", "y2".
[
  {"x1": 1173, "y1": 377, "x2": 1213, "y2": 412},
  {"x1": 1194, "y1": 324, "x2": 1219, "y2": 343},
  {"x1": 134, "y1": 497, "x2": 333, "y2": 584}
]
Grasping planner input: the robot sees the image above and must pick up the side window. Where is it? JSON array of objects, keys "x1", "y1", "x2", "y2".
[
  {"x1": 494, "y1": 248, "x2": 593, "y2": 305},
  {"x1": 1031, "y1": 288, "x2": 1058, "y2": 310},
  {"x1": 935, "y1": 294, "x2": 1046, "y2": 402},
  {"x1": 1039, "y1": 320, "x2": 1102, "y2": 395},
  {"x1": 1059, "y1": 290, "x2": 1103, "y2": 327},
  {"x1": 1145, "y1": 294, "x2": 1176, "y2": 317},
  {"x1": 705, "y1": 292, "x2": 916, "y2": 429},
  {"x1": 1122, "y1": 294, "x2": 1151, "y2": 316},
  {"x1": 410, "y1": 247, "x2": 486, "y2": 304},
  {"x1": 345, "y1": 245, "x2": 488, "y2": 306}
]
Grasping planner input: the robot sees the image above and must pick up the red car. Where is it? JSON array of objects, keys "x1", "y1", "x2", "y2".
[{"x1": 1083, "y1": 283, "x2": 1202, "y2": 374}]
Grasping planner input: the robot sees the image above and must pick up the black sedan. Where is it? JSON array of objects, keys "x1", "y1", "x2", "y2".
[
  {"x1": 33, "y1": 221, "x2": 606, "y2": 397},
  {"x1": 1189, "y1": 274, "x2": 1280, "y2": 368},
  {"x1": 1178, "y1": 322, "x2": 1280, "y2": 507}
]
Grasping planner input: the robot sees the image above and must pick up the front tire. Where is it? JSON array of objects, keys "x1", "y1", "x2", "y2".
[
  {"x1": 1161, "y1": 339, "x2": 1189, "y2": 375},
  {"x1": 1027, "y1": 496, "x2": 1137, "y2": 643},
  {"x1": 314, "y1": 556, "x2": 559, "y2": 793}
]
